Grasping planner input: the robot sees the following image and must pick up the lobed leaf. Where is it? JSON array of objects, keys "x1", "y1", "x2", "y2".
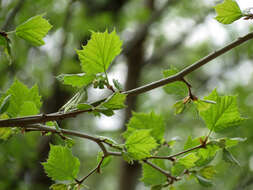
[
  {"x1": 125, "y1": 129, "x2": 158, "y2": 160},
  {"x1": 100, "y1": 92, "x2": 127, "y2": 110},
  {"x1": 42, "y1": 145, "x2": 80, "y2": 181},
  {"x1": 199, "y1": 89, "x2": 245, "y2": 132},
  {"x1": 57, "y1": 73, "x2": 95, "y2": 88},
  {"x1": 178, "y1": 153, "x2": 199, "y2": 169},
  {"x1": 77, "y1": 30, "x2": 122, "y2": 74},
  {"x1": 0, "y1": 80, "x2": 41, "y2": 117},
  {"x1": 214, "y1": 0, "x2": 243, "y2": 24},
  {"x1": 123, "y1": 111, "x2": 165, "y2": 143},
  {"x1": 16, "y1": 14, "x2": 52, "y2": 46}
]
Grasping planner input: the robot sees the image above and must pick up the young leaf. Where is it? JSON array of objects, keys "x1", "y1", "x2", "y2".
[
  {"x1": 125, "y1": 129, "x2": 158, "y2": 160},
  {"x1": 163, "y1": 67, "x2": 188, "y2": 98},
  {"x1": 141, "y1": 159, "x2": 167, "y2": 186},
  {"x1": 123, "y1": 112, "x2": 165, "y2": 143},
  {"x1": 214, "y1": 0, "x2": 243, "y2": 24},
  {"x1": 15, "y1": 14, "x2": 52, "y2": 46},
  {"x1": 194, "y1": 99, "x2": 215, "y2": 112},
  {"x1": 42, "y1": 145, "x2": 80, "y2": 181},
  {"x1": 195, "y1": 174, "x2": 213, "y2": 187},
  {"x1": 173, "y1": 100, "x2": 185, "y2": 115},
  {"x1": 222, "y1": 148, "x2": 240, "y2": 166},
  {"x1": 171, "y1": 162, "x2": 185, "y2": 176},
  {"x1": 77, "y1": 103, "x2": 93, "y2": 111},
  {"x1": 199, "y1": 89, "x2": 245, "y2": 132},
  {"x1": 77, "y1": 30, "x2": 122, "y2": 74},
  {"x1": 0, "y1": 80, "x2": 41, "y2": 117},
  {"x1": 196, "y1": 144, "x2": 219, "y2": 167},
  {"x1": 57, "y1": 73, "x2": 95, "y2": 88},
  {"x1": 100, "y1": 92, "x2": 127, "y2": 110}
]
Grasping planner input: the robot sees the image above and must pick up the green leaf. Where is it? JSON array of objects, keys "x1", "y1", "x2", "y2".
[
  {"x1": 58, "y1": 74, "x2": 94, "y2": 88},
  {"x1": 199, "y1": 89, "x2": 245, "y2": 132},
  {"x1": 163, "y1": 67, "x2": 188, "y2": 98},
  {"x1": 123, "y1": 112, "x2": 165, "y2": 143},
  {"x1": 125, "y1": 129, "x2": 158, "y2": 160},
  {"x1": 15, "y1": 14, "x2": 52, "y2": 46},
  {"x1": 122, "y1": 151, "x2": 134, "y2": 164},
  {"x1": 214, "y1": 0, "x2": 243, "y2": 24},
  {"x1": 195, "y1": 174, "x2": 213, "y2": 187},
  {"x1": 184, "y1": 136, "x2": 202, "y2": 150},
  {"x1": 173, "y1": 100, "x2": 185, "y2": 115},
  {"x1": 222, "y1": 148, "x2": 240, "y2": 166},
  {"x1": 171, "y1": 162, "x2": 185, "y2": 176},
  {"x1": 57, "y1": 73, "x2": 95, "y2": 88},
  {"x1": 42, "y1": 145, "x2": 80, "y2": 181},
  {"x1": 199, "y1": 165, "x2": 216, "y2": 180},
  {"x1": 178, "y1": 153, "x2": 199, "y2": 169},
  {"x1": 0, "y1": 80, "x2": 41, "y2": 117},
  {"x1": 0, "y1": 95, "x2": 11, "y2": 114},
  {"x1": 100, "y1": 92, "x2": 126, "y2": 110},
  {"x1": 77, "y1": 30, "x2": 122, "y2": 74},
  {"x1": 77, "y1": 103, "x2": 93, "y2": 111},
  {"x1": 194, "y1": 99, "x2": 215, "y2": 112},
  {"x1": 141, "y1": 159, "x2": 167, "y2": 186},
  {"x1": 50, "y1": 184, "x2": 68, "y2": 190},
  {"x1": 19, "y1": 101, "x2": 38, "y2": 116},
  {"x1": 184, "y1": 136, "x2": 219, "y2": 167},
  {"x1": 196, "y1": 144, "x2": 219, "y2": 167}
]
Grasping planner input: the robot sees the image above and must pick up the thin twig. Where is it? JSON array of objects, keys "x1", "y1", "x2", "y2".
[
  {"x1": 0, "y1": 31, "x2": 253, "y2": 127},
  {"x1": 147, "y1": 144, "x2": 205, "y2": 160},
  {"x1": 77, "y1": 156, "x2": 105, "y2": 184},
  {"x1": 143, "y1": 160, "x2": 177, "y2": 181}
]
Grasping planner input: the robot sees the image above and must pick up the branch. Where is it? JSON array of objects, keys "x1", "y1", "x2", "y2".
[
  {"x1": 0, "y1": 31, "x2": 253, "y2": 127},
  {"x1": 147, "y1": 144, "x2": 205, "y2": 160},
  {"x1": 22, "y1": 124, "x2": 121, "y2": 153},
  {"x1": 124, "y1": 32, "x2": 253, "y2": 96}
]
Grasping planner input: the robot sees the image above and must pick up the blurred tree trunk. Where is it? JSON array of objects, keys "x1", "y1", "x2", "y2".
[{"x1": 119, "y1": 1, "x2": 154, "y2": 189}]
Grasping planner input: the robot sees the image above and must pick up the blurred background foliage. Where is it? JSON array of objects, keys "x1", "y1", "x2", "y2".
[{"x1": 0, "y1": 0, "x2": 253, "y2": 189}]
